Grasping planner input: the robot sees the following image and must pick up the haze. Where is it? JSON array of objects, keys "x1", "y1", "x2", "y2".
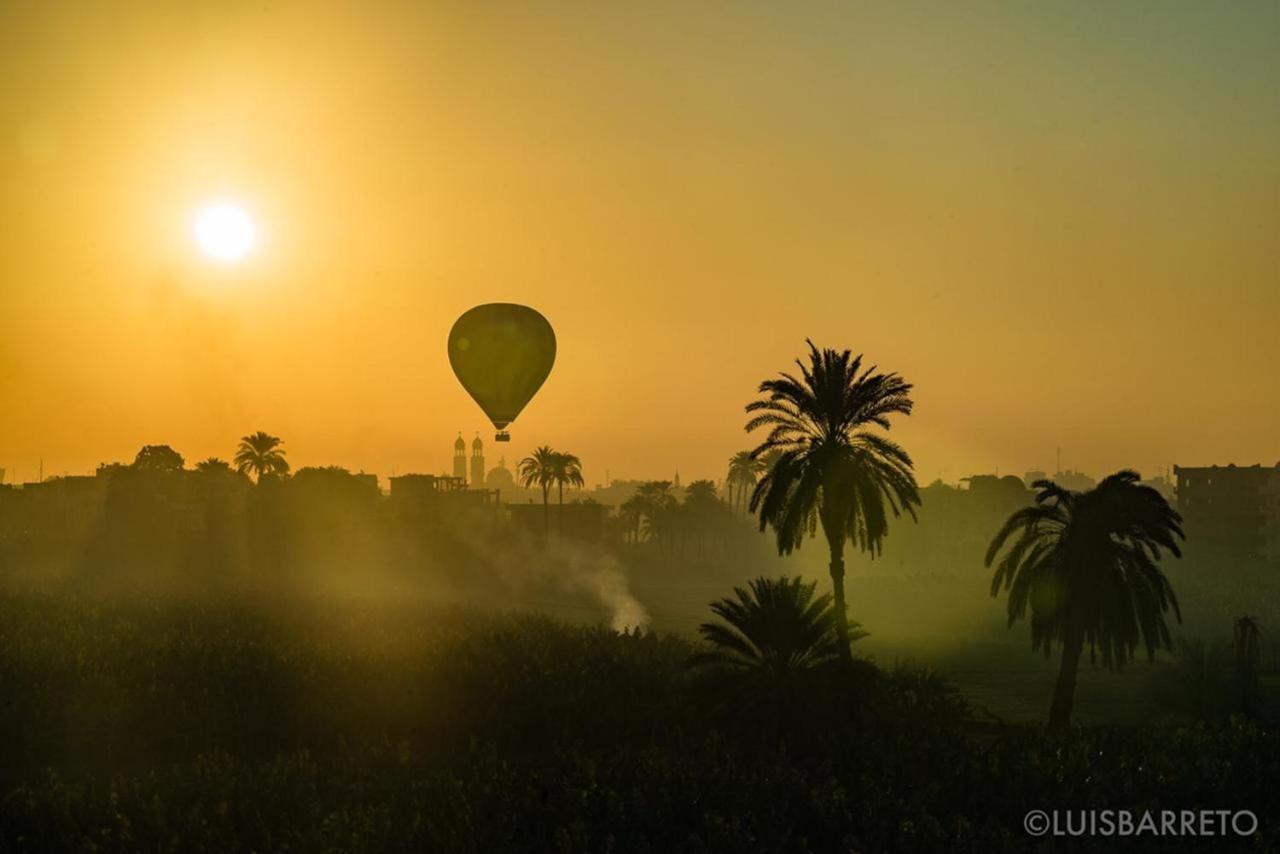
[{"x1": 2, "y1": 1, "x2": 1277, "y2": 483}]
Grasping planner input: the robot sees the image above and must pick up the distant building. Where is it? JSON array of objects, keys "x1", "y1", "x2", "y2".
[
  {"x1": 1023, "y1": 471, "x2": 1048, "y2": 488},
  {"x1": 389, "y1": 473, "x2": 474, "y2": 501},
  {"x1": 452, "y1": 434, "x2": 468, "y2": 482},
  {"x1": 1174, "y1": 463, "x2": 1280, "y2": 565},
  {"x1": 962, "y1": 474, "x2": 1030, "y2": 502},
  {"x1": 854, "y1": 475, "x2": 1032, "y2": 574},
  {"x1": 485, "y1": 456, "x2": 516, "y2": 493},
  {"x1": 1051, "y1": 469, "x2": 1096, "y2": 492},
  {"x1": 470, "y1": 434, "x2": 485, "y2": 487}
]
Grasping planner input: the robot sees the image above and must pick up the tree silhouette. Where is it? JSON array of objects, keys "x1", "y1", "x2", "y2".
[
  {"x1": 196, "y1": 457, "x2": 234, "y2": 474},
  {"x1": 987, "y1": 470, "x2": 1184, "y2": 727},
  {"x1": 234, "y1": 432, "x2": 290, "y2": 483},
  {"x1": 746, "y1": 342, "x2": 920, "y2": 658},
  {"x1": 726, "y1": 451, "x2": 765, "y2": 513},
  {"x1": 619, "y1": 494, "x2": 645, "y2": 545},
  {"x1": 518, "y1": 446, "x2": 559, "y2": 534},
  {"x1": 132, "y1": 445, "x2": 185, "y2": 474},
  {"x1": 549, "y1": 451, "x2": 585, "y2": 536},
  {"x1": 684, "y1": 479, "x2": 726, "y2": 558},
  {"x1": 688, "y1": 577, "x2": 865, "y2": 728},
  {"x1": 635, "y1": 481, "x2": 677, "y2": 552},
  {"x1": 1234, "y1": 615, "x2": 1262, "y2": 718}
]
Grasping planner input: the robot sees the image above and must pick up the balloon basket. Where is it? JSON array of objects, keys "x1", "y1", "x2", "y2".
[{"x1": 495, "y1": 431, "x2": 511, "y2": 442}]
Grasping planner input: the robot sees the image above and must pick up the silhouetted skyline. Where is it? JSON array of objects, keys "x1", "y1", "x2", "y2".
[{"x1": 3, "y1": 3, "x2": 1278, "y2": 484}]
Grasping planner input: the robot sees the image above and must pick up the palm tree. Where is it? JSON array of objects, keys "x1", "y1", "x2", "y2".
[
  {"x1": 634, "y1": 480, "x2": 677, "y2": 551},
  {"x1": 1234, "y1": 615, "x2": 1263, "y2": 718},
  {"x1": 746, "y1": 342, "x2": 920, "y2": 658},
  {"x1": 684, "y1": 479, "x2": 724, "y2": 558},
  {"x1": 987, "y1": 470, "x2": 1184, "y2": 728},
  {"x1": 234, "y1": 432, "x2": 290, "y2": 482},
  {"x1": 518, "y1": 446, "x2": 558, "y2": 534},
  {"x1": 726, "y1": 451, "x2": 765, "y2": 513},
  {"x1": 548, "y1": 451, "x2": 585, "y2": 535},
  {"x1": 619, "y1": 494, "x2": 645, "y2": 545},
  {"x1": 690, "y1": 576, "x2": 861, "y2": 674},
  {"x1": 688, "y1": 577, "x2": 867, "y2": 727}
]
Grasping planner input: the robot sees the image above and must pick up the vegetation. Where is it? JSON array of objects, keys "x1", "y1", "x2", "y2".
[
  {"x1": 0, "y1": 387, "x2": 1275, "y2": 848},
  {"x1": 518, "y1": 445, "x2": 559, "y2": 532},
  {"x1": 746, "y1": 342, "x2": 921, "y2": 657},
  {"x1": 986, "y1": 471, "x2": 1184, "y2": 727},
  {"x1": 0, "y1": 592, "x2": 1274, "y2": 852},
  {"x1": 234, "y1": 431, "x2": 290, "y2": 482},
  {"x1": 725, "y1": 450, "x2": 765, "y2": 513}
]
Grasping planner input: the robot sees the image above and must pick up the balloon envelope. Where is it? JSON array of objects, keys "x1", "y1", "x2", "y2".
[{"x1": 448, "y1": 304, "x2": 556, "y2": 439}]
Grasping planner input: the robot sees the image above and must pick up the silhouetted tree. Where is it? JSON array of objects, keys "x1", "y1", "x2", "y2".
[
  {"x1": 518, "y1": 446, "x2": 558, "y2": 534},
  {"x1": 684, "y1": 479, "x2": 726, "y2": 558},
  {"x1": 549, "y1": 452, "x2": 585, "y2": 536},
  {"x1": 688, "y1": 577, "x2": 866, "y2": 731},
  {"x1": 132, "y1": 445, "x2": 185, "y2": 474},
  {"x1": 196, "y1": 457, "x2": 234, "y2": 474},
  {"x1": 1234, "y1": 615, "x2": 1262, "y2": 718},
  {"x1": 690, "y1": 576, "x2": 849, "y2": 675},
  {"x1": 987, "y1": 471, "x2": 1184, "y2": 727},
  {"x1": 635, "y1": 481, "x2": 677, "y2": 552},
  {"x1": 619, "y1": 495, "x2": 645, "y2": 545},
  {"x1": 726, "y1": 451, "x2": 765, "y2": 513},
  {"x1": 746, "y1": 342, "x2": 920, "y2": 658},
  {"x1": 235, "y1": 432, "x2": 290, "y2": 482}
]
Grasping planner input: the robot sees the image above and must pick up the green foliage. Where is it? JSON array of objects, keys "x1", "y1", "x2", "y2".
[
  {"x1": 987, "y1": 471, "x2": 1184, "y2": 668},
  {"x1": 0, "y1": 595, "x2": 1276, "y2": 851}
]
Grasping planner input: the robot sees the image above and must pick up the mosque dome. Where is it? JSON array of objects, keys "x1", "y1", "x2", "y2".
[
  {"x1": 454, "y1": 433, "x2": 466, "y2": 450},
  {"x1": 486, "y1": 457, "x2": 516, "y2": 490}
]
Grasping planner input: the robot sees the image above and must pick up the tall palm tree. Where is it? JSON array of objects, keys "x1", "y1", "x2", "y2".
[
  {"x1": 683, "y1": 479, "x2": 723, "y2": 558},
  {"x1": 635, "y1": 480, "x2": 677, "y2": 551},
  {"x1": 987, "y1": 470, "x2": 1184, "y2": 727},
  {"x1": 518, "y1": 445, "x2": 558, "y2": 534},
  {"x1": 746, "y1": 342, "x2": 920, "y2": 657},
  {"x1": 726, "y1": 451, "x2": 765, "y2": 513},
  {"x1": 619, "y1": 494, "x2": 645, "y2": 545},
  {"x1": 549, "y1": 451, "x2": 585, "y2": 536},
  {"x1": 234, "y1": 432, "x2": 290, "y2": 483}
]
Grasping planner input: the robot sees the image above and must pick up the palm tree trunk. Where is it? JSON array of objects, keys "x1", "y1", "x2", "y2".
[
  {"x1": 827, "y1": 548, "x2": 853, "y2": 661},
  {"x1": 557, "y1": 481, "x2": 564, "y2": 538},
  {"x1": 1050, "y1": 631, "x2": 1084, "y2": 728},
  {"x1": 541, "y1": 485, "x2": 549, "y2": 536}
]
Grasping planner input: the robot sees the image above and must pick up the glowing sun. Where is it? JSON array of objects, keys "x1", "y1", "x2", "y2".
[{"x1": 192, "y1": 202, "x2": 257, "y2": 263}]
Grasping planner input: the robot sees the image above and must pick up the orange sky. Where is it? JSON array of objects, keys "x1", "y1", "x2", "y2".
[{"x1": 2, "y1": 2, "x2": 1278, "y2": 487}]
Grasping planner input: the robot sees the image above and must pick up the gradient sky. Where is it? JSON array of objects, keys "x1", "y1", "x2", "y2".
[{"x1": 2, "y1": 2, "x2": 1277, "y2": 487}]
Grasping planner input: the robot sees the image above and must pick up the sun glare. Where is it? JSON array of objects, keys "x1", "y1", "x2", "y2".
[{"x1": 193, "y1": 203, "x2": 257, "y2": 263}]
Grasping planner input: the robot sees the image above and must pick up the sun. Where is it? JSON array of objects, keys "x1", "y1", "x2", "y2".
[{"x1": 192, "y1": 202, "x2": 257, "y2": 263}]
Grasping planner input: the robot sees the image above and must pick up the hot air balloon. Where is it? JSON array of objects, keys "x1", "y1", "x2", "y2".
[{"x1": 448, "y1": 303, "x2": 556, "y2": 442}]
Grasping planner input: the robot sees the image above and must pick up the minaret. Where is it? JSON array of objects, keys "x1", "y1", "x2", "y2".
[
  {"x1": 453, "y1": 433, "x2": 467, "y2": 482},
  {"x1": 471, "y1": 433, "x2": 485, "y2": 487}
]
